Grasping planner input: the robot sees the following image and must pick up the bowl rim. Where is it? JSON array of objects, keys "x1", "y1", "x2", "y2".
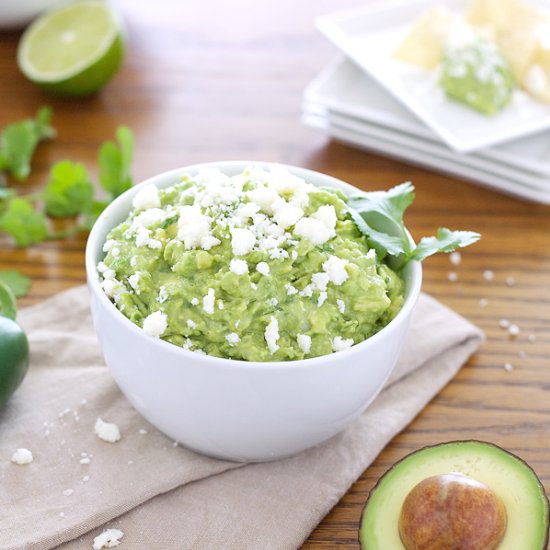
[{"x1": 85, "y1": 160, "x2": 422, "y2": 371}]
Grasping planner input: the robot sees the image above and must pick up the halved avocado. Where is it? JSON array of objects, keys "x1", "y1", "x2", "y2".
[{"x1": 359, "y1": 440, "x2": 549, "y2": 550}]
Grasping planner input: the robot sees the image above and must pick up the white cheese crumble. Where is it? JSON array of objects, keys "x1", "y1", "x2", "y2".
[
  {"x1": 127, "y1": 273, "x2": 140, "y2": 292},
  {"x1": 158, "y1": 286, "x2": 168, "y2": 304},
  {"x1": 293, "y1": 217, "x2": 332, "y2": 246},
  {"x1": 300, "y1": 284, "x2": 313, "y2": 298},
  {"x1": 203, "y1": 288, "x2": 215, "y2": 314},
  {"x1": 191, "y1": 298, "x2": 199, "y2": 306},
  {"x1": 247, "y1": 186, "x2": 279, "y2": 214},
  {"x1": 297, "y1": 334, "x2": 311, "y2": 354},
  {"x1": 101, "y1": 279, "x2": 124, "y2": 302},
  {"x1": 201, "y1": 236, "x2": 221, "y2": 251},
  {"x1": 267, "y1": 298, "x2": 278, "y2": 307},
  {"x1": 177, "y1": 205, "x2": 212, "y2": 249},
  {"x1": 92, "y1": 528, "x2": 124, "y2": 550},
  {"x1": 268, "y1": 248, "x2": 289, "y2": 260},
  {"x1": 97, "y1": 261, "x2": 108, "y2": 273},
  {"x1": 11, "y1": 448, "x2": 33, "y2": 465},
  {"x1": 323, "y1": 255, "x2": 349, "y2": 285},
  {"x1": 142, "y1": 311, "x2": 168, "y2": 337},
  {"x1": 133, "y1": 185, "x2": 160, "y2": 211},
  {"x1": 311, "y1": 272, "x2": 329, "y2": 292},
  {"x1": 256, "y1": 261, "x2": 270, "y2": 276},
  {"x1": 187, "y1": 320, "x2": 196, "y2": 329},
  {"x1": 102, "y1": 240, "x2": 116, "y2": 253},
  {"x1": 265, "y1": 316, "x2": 280, "y2": 354},
  {"x1": 94, "y1": 418, "x2": 121, "y2": 443},
  {"x1": 285, "y1": 283, "x2": 298, "y2": 295},
  {"x1": 332, "y1": 336, "x2": 354, "y2": 352},
  {"x1": 225, "y1": 333, "x2": 240, "y2": 346},
  {"x1": 229, "y1": 258, "x2": 249, "y2": 275},
  {"x1": 337, "y1": 299, "x2": 346, "y2": 314},
  {"x1": 317, "y1": 291, "x2": 327, "y2": 307},
  {"x1": 133, "y1": 207, "x2": 167, "y2": 228},
  {"x1": 134, "y1": 226, "x2": 151, "y2": 248},
  {"x1": 312, "y1": 204, "x2": 337, "y2": 228},
  {"x1": 231, "y1": 227, "x2": 256, "y2": 256},
  {"x1": 273, "y1": 204, "x2": 304, "y2": 229}
]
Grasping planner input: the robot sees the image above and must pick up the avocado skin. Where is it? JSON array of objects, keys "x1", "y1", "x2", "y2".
[{"x1": 358, "y1": 440, "x2": 550, "y2": 550}]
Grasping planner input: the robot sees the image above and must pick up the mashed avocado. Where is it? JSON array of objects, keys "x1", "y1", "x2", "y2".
[
  {"x1": 440, "y1": 38, "x2": 515, "y2": 115},
  {"x1": 98, "y1": 166, "x2": 405, "y2": 361}
]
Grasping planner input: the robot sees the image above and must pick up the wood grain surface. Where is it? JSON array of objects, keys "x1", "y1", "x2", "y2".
[{"x1": 1, "y1": 0, "x2": 549, "y2": 547}]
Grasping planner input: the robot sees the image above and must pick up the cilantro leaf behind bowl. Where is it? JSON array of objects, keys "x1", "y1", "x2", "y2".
[{"x1": 0, "y1": 107, "x2": 55, "y2": 181}]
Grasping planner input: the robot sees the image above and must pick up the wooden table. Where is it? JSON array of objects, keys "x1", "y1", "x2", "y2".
[{"x1": 1, "y1": 1, "x2": 549, "y2": 547}]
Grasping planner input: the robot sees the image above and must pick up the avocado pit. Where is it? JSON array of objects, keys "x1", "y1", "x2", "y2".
[{"x1": 398, "y1": 472, "x2": 507, "y2": 550}]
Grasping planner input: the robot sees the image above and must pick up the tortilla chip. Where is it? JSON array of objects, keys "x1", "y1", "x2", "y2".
[{"x1": 393, "y1": 6, "x2": 454, "y2": 70}]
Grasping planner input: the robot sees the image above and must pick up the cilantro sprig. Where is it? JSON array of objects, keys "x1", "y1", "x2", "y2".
[
  {"x1": 347, "y1": 182, "x2": 480, "y2": 269},
  {"x1": 99, "y1": 125, "x2": 134, "y2": 199},
  {"x1": 0, "y1": 107, "x2": 55, "y2": 181},
  {"x1": 0, "y1": 271, "x2": 31, "y2": 298},
  {"x1": 0, "y1": 271, "x2": 31, "y2": 319},
  {"x1": 0, "y1": 109, "x2": 134, "y2": 247}
]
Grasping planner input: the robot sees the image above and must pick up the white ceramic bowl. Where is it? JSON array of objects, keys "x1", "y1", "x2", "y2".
[
  {"x1": 0, "y1": 0, "x2": 65, "y2": 28},
  {"x1": 85, "y1": 161, "x2": 422, "y2": 462}
]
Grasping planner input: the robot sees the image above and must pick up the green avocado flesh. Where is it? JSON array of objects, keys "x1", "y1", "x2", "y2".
[
  {"x1": 360, "y1": 441, "x2": 549, "y2": 550},
  {"x1": 440, "y1": 39, "x2": 515, "y2": 116},
  {"x1": 98, "y1": 167, "x2": 405, "y2": 362}
]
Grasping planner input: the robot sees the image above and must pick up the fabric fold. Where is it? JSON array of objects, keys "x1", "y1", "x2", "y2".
[{"x1": 0, "y1": 286, "x2": 483, "y2": 550}]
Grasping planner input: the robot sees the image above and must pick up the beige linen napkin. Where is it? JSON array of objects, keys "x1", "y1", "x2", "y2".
[{"x1": 0, "y1": 286, "x2": 483, "y2": 550}]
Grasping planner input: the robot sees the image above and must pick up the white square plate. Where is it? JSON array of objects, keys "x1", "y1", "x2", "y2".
[
  {"x1": 304, "y1": 104, "x2": 550, "y2": 191},
  {"x1": 304, "y1": 57, "x2": 550, "y2": 177},
  {"x1": 316, "y1": 0, "x2": 550, "y2": 153},
  {"x1": 302, "y1": 110, "x2": 550, "y2": 203}
]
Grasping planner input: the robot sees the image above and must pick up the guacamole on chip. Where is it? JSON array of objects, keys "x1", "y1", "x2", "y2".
[{"x1": 97, "y1": 166, "x2": 405, "y2": 361}]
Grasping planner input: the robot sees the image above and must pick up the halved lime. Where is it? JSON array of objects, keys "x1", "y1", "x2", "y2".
[{"x1": 17, "y1": 0, "x2": 124, "y2": 97}]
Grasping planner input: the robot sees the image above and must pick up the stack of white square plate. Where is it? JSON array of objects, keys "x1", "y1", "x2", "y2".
[{"x1": 303, "y1": 1, "x2": 550, "y2": 204}]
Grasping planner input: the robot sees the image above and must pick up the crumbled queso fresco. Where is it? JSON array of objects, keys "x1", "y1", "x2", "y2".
[{"x1": 98, "y1": 166, "x2": 405, "y2": 361}]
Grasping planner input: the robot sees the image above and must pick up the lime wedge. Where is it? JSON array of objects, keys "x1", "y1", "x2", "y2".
[{"x1": 17, "y1": 0, "x2": 124, "y2": 97}]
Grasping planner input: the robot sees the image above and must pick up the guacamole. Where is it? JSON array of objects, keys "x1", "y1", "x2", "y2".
[
  {"x1": 97, "y1": 166, "x2": 405, "y2": 361},
  {"x1": 440, "y1": 38, "x2": 515, "y2": 115}
]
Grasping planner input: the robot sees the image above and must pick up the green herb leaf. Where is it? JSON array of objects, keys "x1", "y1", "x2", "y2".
[
  {"x1": 347, "y1": 182, "x2": 415, "y2": 259},
  {"x1": 0, "y1": 107, "x2": 55, "y2": 180},
  {"x1": 0, "y1": 197, "x2": 48, "y2": 247},
  {"x1": 411, "y1": 227, "x2": 481, "y2": 262},
  {"x1": 80, "y1": 199, "x2": 110, "y2": 230},
  {"x1": 98, "y1": 125, "x2": 134, "y2": 199},
  {"x1": 0, "y1": 271, "x2": 31, "y2": 298},
  {"x1": 160, "y1": 214, "x2": 178, "y2": 229},
  {"x1": 347, "y1": 182, "x2": 480, "y2": 268},
  {"x1": 0, "y1": 280, "x2": 17, "y2": 320},
  {"x1": 0, "y1": 188, "x2": 15, "y2": 215},
  {"x1": 43, "y1": 160, "x2": 94, "y2": 218},
  {"x1": 347, "y1": 207, "x2": 407, "y2": 258}
]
